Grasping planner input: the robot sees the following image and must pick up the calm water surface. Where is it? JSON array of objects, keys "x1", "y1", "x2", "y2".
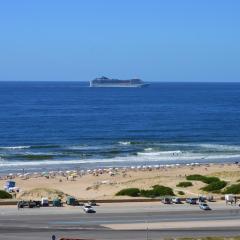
[{"x1": 0, "y1": 82, "x2": 240, "y2": 172}]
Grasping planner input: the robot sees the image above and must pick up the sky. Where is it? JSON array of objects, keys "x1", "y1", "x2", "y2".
[{"x1": 0, "y1": 0, "x2": 239, "y2": 82}]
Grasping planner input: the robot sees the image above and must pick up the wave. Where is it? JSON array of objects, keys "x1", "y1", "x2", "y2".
[
  {"x1": 144, "y1": 148, "x2": 153, "y2": 151},
  {"x1": 67, "y1": 145, "x2": 104, "y2": 150},
  {"x1": 138, "y1": 150, "x2": 182, "y2": 156},
  {"x1": 0, "y1": 146, "x2": 30, "y2": 150},
  {"x1": 3, "y1": 154, "x2": 55, "y2": 161},
  {"x1": 0, "y1": 145, "x2": 60, "y2": 150},
  {"x1": 197, "y1": 143, "x2": 240, "y2": 151},
  {"x1": 154, "y1": 143, "x2": 240, "y2": 152},
  {"x1": 1, "y1": 151, "x2": 240, "y2": 168},
  {"x1": 118, "y1": 141, "x2": 131, "y2": 145},
  {"x1": 30, "y1": 145, "x2": 60, "y2": 149}
]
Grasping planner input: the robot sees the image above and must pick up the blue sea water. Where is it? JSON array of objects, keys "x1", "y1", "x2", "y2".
[{"x1": 0, "y1": 81, "x2": 240, "y2": 173}]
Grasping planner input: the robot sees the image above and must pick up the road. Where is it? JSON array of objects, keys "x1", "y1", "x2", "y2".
[{"x1": 0, "y1": 202, "x2": 239, "y2": 240}]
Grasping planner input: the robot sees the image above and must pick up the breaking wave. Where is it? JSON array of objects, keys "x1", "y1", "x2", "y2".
[{"x1": 0, "y1": 146, "x2": 30, "y2": 150}]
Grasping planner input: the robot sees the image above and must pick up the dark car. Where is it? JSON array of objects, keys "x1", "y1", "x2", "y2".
[
  {"x1": 17, "y1": 201, "x2": 29, "y2": 208},
  {"x1": 186, "y1": 198, "x2": 198, "y2": 204}
]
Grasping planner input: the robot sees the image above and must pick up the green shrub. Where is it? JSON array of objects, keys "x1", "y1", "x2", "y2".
[
  {"x1": 201, "y1": 181, "x2": 227, "y2": 192},
  {"x1": 116, "y1": 188, "x2": 140, "y2": 197},
  {"x1": 0, "y1": 190, "x2": 12, "y2": 199},
  {"x1": 176, "y1": 181, "x2": 193, "y2": 188},
  {"x1": 116, "y1": 185, "x2": 175, "y2": 198},
  {"x1": 178, "y1": 191, "x2": 185, "y2": 195},
  {"x1": 186, "y1": 174, "x2": 220, "y2": 184},
  {"x1": 205, "y1": 176, "x2": 221, "y2": 184},
  {"x1": 140, "y1": 185, "x2": 175, "y2": 198},
  {"x1": 223, "y1": 183, "x2": 240, "y2": 194}
]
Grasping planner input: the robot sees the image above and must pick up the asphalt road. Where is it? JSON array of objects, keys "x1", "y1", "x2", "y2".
[{"x1": 0, "y1": 204, "x2": 239, "y2": 240}]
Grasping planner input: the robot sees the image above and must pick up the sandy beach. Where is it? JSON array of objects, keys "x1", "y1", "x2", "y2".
[{"x1": 1, "y1": 163, "x2": 239, "y2": 200}]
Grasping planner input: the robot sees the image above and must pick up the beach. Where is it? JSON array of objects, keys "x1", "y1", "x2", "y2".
[{"x1": 1, "y1": 163, "x2": 239, "y2": 200}]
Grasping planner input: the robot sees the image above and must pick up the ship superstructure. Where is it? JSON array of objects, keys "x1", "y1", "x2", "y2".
[{"x1": 90, "y1": 76, "x2": 148, "y2": 88}]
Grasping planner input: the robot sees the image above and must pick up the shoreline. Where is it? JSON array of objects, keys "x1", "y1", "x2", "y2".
[{"x1": 0, "y1": 156, "x2": 239, "y2": 175}]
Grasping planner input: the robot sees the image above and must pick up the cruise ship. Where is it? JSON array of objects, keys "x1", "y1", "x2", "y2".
[{"x1": 89, "y1": 76, "x2": 148, "y2": 88}]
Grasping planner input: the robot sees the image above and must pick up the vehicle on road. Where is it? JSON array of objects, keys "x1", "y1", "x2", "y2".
[
  {"x1": 83, "y1": 204, "x2": 96, "y2": 213},
  {"x1": 199, "y1": 202, "x2": 211, "y2": 210}
]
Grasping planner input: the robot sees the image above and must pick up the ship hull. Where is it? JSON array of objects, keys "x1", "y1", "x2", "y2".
[{"x1": 90, "y1": 83, "x2": 149, "y2": 88}]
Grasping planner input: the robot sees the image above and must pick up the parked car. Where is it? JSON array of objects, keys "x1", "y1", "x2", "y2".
[
  {"x1": 198, "y1": 196, "x2": 206, "y2": 203},
  {"x1": 52, "y1": 198, "x2": 62, "y2": 207},
  {"x1": 199, "y1": 202, "x2": 211, "y2": 210},
  {"x1": 162, "y1": 198, "x2": 172, "y2": 204},
  {"x1": 207, "y1": 195, "x2": 214, "y2": 202},
  {"x1": 17, "y1": 200, "x2": 41, "y2": 208},
  {"x1": 88, "y1": 200, "x2": 97, "y2": 206},
  {"x1": 172, "y1": 197, "x2": 182, "y2": 204},
  {"x1": 17, "y1": 201, "x2": 29, "y2": 208},
  {"x1": 41, "y1": 197, "x2": 49, "y2": 207},
  {"x1": 66, "y1": 196, "x2": 78, "y2": 206},
  {"x1": 186, "y1": 198, "x2": 198, "y2": 204},
  {"x1": 83, "y1": 204, "x2": 96, "y2": 213}
]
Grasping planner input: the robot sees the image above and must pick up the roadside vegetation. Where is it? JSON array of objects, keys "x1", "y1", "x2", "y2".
[
  {"x1": 176, "y1": 181, "x2": 193, "y2": 187},
  {"x1": 223, "y1": 183, "x2": 240, "y2": 194},
  {"x1": 116, "y1": 185, "x2": 175, "y2": 198},
  {"x1": 178, "y1": 191, "x2": 185, "y2": 195},
  {"x1": 186, "y1": 174, "x2": 220, "y2": 184},
  {"x1": 0, "y1": 190, "x2": 12, "y2": 199},
  {"x1": 201, "y1": 181, "x2": 227, "y2": 192},
  {"x1": 186, "y1": 174, "x2": 227, "y2": 193},
  {"x1": 115, "y1": 188, "x2": 140, "y2": 197}
]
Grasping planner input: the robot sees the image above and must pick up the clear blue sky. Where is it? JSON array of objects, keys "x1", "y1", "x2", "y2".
[{"x1": 0, "y1": 0, "x2": 239, "y2": 82}]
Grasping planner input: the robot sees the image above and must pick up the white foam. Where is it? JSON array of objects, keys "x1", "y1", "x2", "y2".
[
  {"x1": 118, "y1": 141, "x2": 131, "y2": 145},
  {"x1": 144, "y1": 148, "x2": 153, "y2": 151},
  {"x1": 1, "y1": 152, "x2": 240, "y2": 168},
  {"x1": 138, "y1": 150, "x2": 182, "y2": 156},
  {"x1": 157, "y1": 143, "x2": 240, "y2": 151},
  {"x1": 0, "y1": 146, "x2": 30, "y2": 150},
  {"x1": 197, "y1": 144, "x2": 240, "y2": 151},
  {"x1": 67, "y1": 145, "x2": 113, "y2": 150}
]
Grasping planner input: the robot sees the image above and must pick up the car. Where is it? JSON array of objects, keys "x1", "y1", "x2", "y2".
[
  {"x1": 88, "y1": 200, "x2": 97, "y2": 206},
  {"x1": 17, "y1": 201, "x2": 29, "y2": 208},
  {"x1": 199, "y1": 203, "x2": 211, "y2": 210},
  {"x1": 162, "y1": 197, "x2": 172, "y2": 204},
  {"x1": 186, "y1": 198, "x2": 198, "y2": 205},
  {"x1": 83, "y1": 204, "x2": 96, "y2": 213},
  {"x1": 198, "y1": 196, "x2": 206, "y2": 203},
  {"x1": 172, "y1": 197, "x2": 182, "y2": 204}
]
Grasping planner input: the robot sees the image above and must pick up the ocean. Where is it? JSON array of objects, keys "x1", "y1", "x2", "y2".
[{"x1": 0, "y1": 81, "x2": 240, "y2": 173}]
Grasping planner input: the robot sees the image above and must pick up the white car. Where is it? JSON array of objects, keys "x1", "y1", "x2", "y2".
[
  {"x1": 199, "y1": 203, "x2": 211, "y2": 210},
  {"x1": 83, "y1": 204, "x2": 96, "y2": 213}
]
